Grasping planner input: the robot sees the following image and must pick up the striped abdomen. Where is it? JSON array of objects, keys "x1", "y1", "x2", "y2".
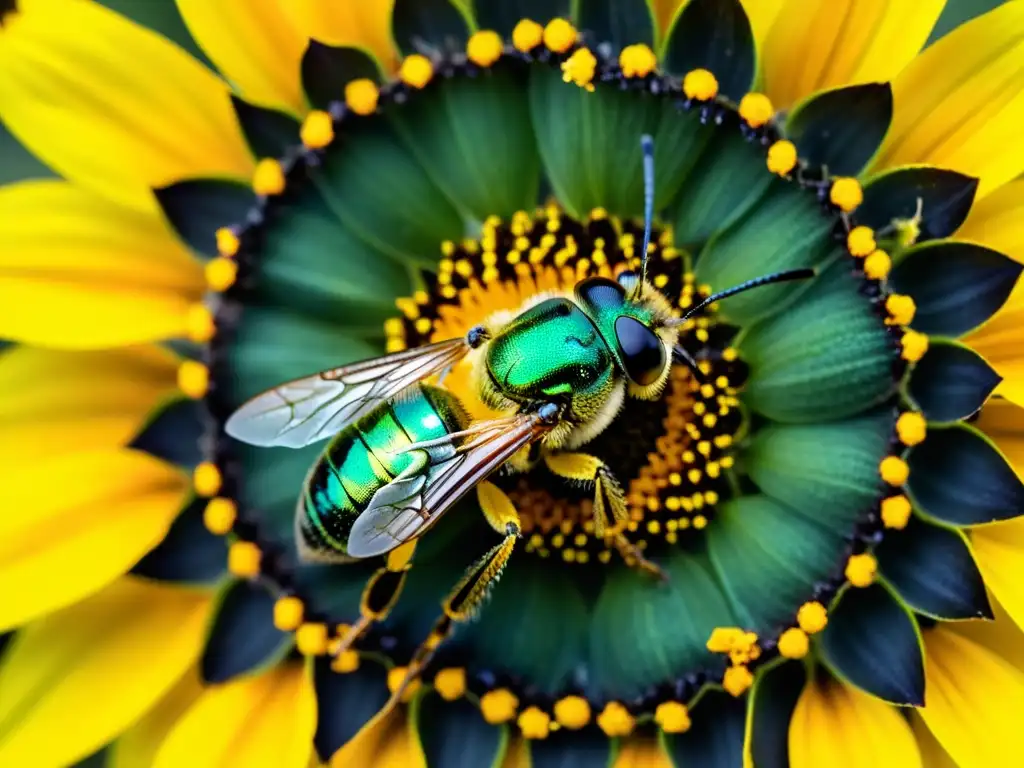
[{"x1": 296, "y1": 383, "x2": 470, "y2": 561}]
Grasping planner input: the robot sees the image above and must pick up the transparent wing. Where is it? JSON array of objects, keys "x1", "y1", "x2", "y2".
[
  {"x1": 224, "y1": 338, "x2": 469, "y2": 449},
  {"x1": 346, "y1": 412, "x2": 555, "y2": 557}
]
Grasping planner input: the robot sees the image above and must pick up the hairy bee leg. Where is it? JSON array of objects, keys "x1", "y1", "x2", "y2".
[
  {"x1": 477, "y1": 480, "x2": 523, "y2": 537},
  {"x1": 384, "y1": 529, "x2": 519, "y2": 709},
  {"x1": 613, "y1": 533, "x2": 668, "y2": 582},
  {"x1": 330, "y1": 539, "x2": 418, "y2": 658},
  {"x1": 543, "y1": 452, "x2": 629, "y2": 538}
]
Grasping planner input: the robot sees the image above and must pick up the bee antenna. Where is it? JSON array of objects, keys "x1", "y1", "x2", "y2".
[
  {"x1": 665, "y1": 268, "x2": 817, "y2": 327},
  {"x1": 636, "y1": 133, "x2": 655, "y2": 298}
]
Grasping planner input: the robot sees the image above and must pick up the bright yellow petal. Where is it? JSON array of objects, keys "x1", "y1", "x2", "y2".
[
  {"x1": 329, "y1": 704, "x2": 425, "y2": 768},
  {"x1": 614, "y1": 736, "x2": 673, "y2": 767},
  {"x1": 281, "y1": 0, "x2": 397, "y2": 71},
  {"x1": 909, "y1": 713, "x2": 958, "y2": 768},
  {"x1": 0, "y1": 0, "x2": 253, "y2": 210},
  {"x1": 761, "y1": 0, "x2": 945, "y2": 109},
  {"x1": 965, "y1": 281, "x2": 1024, "y2": 407},
  {"x1": 650, "y1": 0, "x2": 683, "y2": 39},
  {"x1": 971, "y1": 519, "x2": 1024, "y2": 637},
  {"x1": 974, "y1": 397, "x2": 1024, "y2": 475},
  {"x1": 154, "y1": 663, "x2": 316, "y2": 768},
  {"x1": 0, "y1": 181, "x2": 204, "y2": 349},
  {"x1": 789, "y1": 677, "x2": 922, "y2": 768},
  {"x1": 919, "y1": 625, "x2": 1024, "y2": 768},
  {"x1": 0, "y1": 345, "x2": 178, "y2": 463},
  {"x1": 0, "y1": 449, "x2": 188, "y2": 630},
  {"x1": 110, "y1": 668, "x2": 205, "y2": 768},
  {"x1": 948, "y1": 591, "x2": 1024, "y2": 675},
  {"x1": 501, "y1": 738, "x2": 531, "y2": 768},
  {"x1": 957, "y1": 179, "x2": 1024, "y2": 261},
  {"x1": 176, "y1": 0, "x2": 307, "y2": 116},
  {"x1": 0, "y1": 577, "x2": 212, "y2": 767},
  {"x1": 873, "y1": 2, "x2": 1024, "y2": 198},
  {"x1": 739, "y1": 0, "x2": 786, "y2": 48}
]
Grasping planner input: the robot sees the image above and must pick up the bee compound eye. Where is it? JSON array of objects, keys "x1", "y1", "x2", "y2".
[{"x1": 614, "y1": 315, "x2": 666, "y2": 387}]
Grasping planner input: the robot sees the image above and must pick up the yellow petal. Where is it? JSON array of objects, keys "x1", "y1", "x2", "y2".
[
  {"x1": 176, "y1": 0, "x2": 308, "y2": 116},
  {"x1": 873, "y1": 2, "x2": 1024, "y2": 198},
  {"x1": 919, "y1": 625, "x2": 1024, "y2": 768},
  {"x1": 973, "y1": 397, "x2": 1024, "y2": 475},
  {"x1": 110, "y1": 668, "x2": 205, "y2": 768},
  {"x1": 971, "y1": 518, "x2": 1024, "y2": 636},
  {"x1": 329, "y1": 704, "x2": 424, "y2": 768},
  {"x1": 0, "y1": 345, "x2": 178, "y2": 463},
  {"x1": 957, "y1": 179, "x2": 1024, "y2": 261},
  {"x1": 614, "y1": 736, "x2": 673, "y2": 767},
  {"x1": 0, "y1": 449, "x2": 188, "y2": 630},
  {"x1": 909, "y1": 713, "x2": 957, "y2": 768},
  {"x1": 650, "y1": 0, "x2": 684, "y2": 39},
  {"x1": 154, "y1": 663, "x2": 317, "y2": 768},
  {"x1": 501, "y1": 738, "x2": 531, "y2": 768},
  {"x1": 789, "y1": 676, "x2": 922, "y2": 768},
  {"x1": 965, "y1": 282, "x2": 1024, "y2": 407},
  {"x1": 281, "y1": 0, "x2": 397, "y2": 71},
  {"x1": 739, "y1": 0, "x2": 786, "y2": 49},
  {"x1": 761, "y1": 0, "x2": 945, "y2": 109},
  {"x1": 948, "y1": 591, "x2": 1024, "y2": 675},
  {"x1": 0, "y1": 577, "x2": 212, "y2": 767},
  {"x1": 0, "y1": 181, "x2": 204, "y2": 348},
  {"x1": 0, "y1": 0, "x2": 253, "y2": 210}
]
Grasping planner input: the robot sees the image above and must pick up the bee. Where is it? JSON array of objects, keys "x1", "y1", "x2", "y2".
[{"x1": 225, "y1": 135, "x2": 813, "y2": 701}]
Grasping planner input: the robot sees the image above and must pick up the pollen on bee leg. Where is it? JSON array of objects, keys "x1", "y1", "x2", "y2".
[
  {"x1": 562, "y1": 47, "x2": 597, "y2": 91},
  {"x1": 177, "y1": 360, "x2": 209, "y2": 399},
  {"x1": 481, "y1": 688, "x2": 520, "y2": 725},
  {"x1": 203, "y1": 497, "x2": 236, "y2": 535},
  {"x1": 554, "y1": 695, "x2": 591, "y2": 730},
  {"x1": 228, "y1": 540, "x2": 261, "y2": 577},
  {"x1": 597, "y1": 702, "x2": 635, "y2": 737},
  {"x1": 845, "y1": 553, "x2": 877, "y2": 587}
]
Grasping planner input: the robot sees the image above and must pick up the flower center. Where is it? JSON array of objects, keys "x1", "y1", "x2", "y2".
[{"x1": 385, "y1": 205, "x2": 747, "y2": 566}]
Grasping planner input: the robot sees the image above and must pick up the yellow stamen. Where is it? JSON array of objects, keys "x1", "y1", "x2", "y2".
[
  {"x1": 273, "y1": 596, "x2": 305, "y2": 631},
  {"x1": 655, "y1": 701, "x2": 691, "y2": 733},
  {"x1": 723, "y1": 665, "x2": 753, "y2": 697},
  {"x1": 738, "y1": 93, "x2": 773, "y2": 128},
  {"x1": 896, "y1": 412, "x2": 927, "y2": 447},
  {"x1": 707, "y1": 626, "x2": 746, "y2": 653},
  {"x1": 777, "y1": 627, "x2": 810, "y2": 659},
  {"x1": 619, "y1": 44, "x2": 657, "y2": 77},
  {"x1": 881, "y1": 495, "x2": 913, "y2": 529},
  {"x1": 433, "y1": 667, "x2": 467, "y2": 701},
  {"x1": 880, "y1": 456, "x2": 910, "y2": 486},
  {"x1": 512, "y1": 19, "x2": 544, "y2": 52},
  {"x1": 845, "y1": 553, "x2": 877, "y2": 587},
  {"x1": 596, "y1": 702, "x2": 635, "y2": 737},
  {"x1": 682, "y1": 68, "x2": 718, "y2": 100},
  {"x1": 554, "y1": 695, "x2": 591, "y2": 730},
  {"x1": 481, "y1": 689, "x2": 519, "y2": 724},
  {"x1": 829, "y1": 177, "x2": 863, "y2": 212},
  {"x1": 386, "y1": 665, "x2": 421, "y2": 700},
  {"x1": 215, "y1": 227, "x2": 239, "y2": 257},
  {"x1": 185, "y1": 303, "x2": 215, "y2": 343},
  {"x1": 885, "y1": 294, "x2": 916, "y2": 326},
  {"x1": 863, "y1": 249, "x2": 892, "y2": 280},
  {"x1": 252, "y1": 158, "x2": 285, "y2": 196},
  {"x1": 296, "y1": 622, "x2": 329, "y2": 655},
  {"x1": 518, "y1": 706, "x2": 551, "y2": 739},
  {"x1": 345, "y1": 78, "x2": 379, "y2": 116},
  {"x1": 228, "y1": 541, "x2": 261, "y2": 577},
  {"x1": 797, "y1": 601, "x2": 828, "y2": 634},
  {"x1": 562, "y1": 47, "x2": 597, "y2": 91},
  {"x1": 202, "y1": 497, "x2": 236, "y2": 535},
  {"x1": 767, "y1": 140, "x2": 797, "y2": 176},
  {"x1": 901, "y1": 330, "x2": 929, "y2": 362},
  {"x1": 205, "y1": 256, "x2": 238, "y2": 292},
  {"x1": 331, "y1": 649, "x2": 360, "y2": 673},
  {"x1": 301, "y1": 110, "x2": 334, "y2": 149},
  {"x1": 399, "y1": 54, "x2": 434, "y2": 89},
  {"x1": 193, "y1": 462, "x2": 222, "y2": 497},
  {"x1": 177, "y1": 360, "x2": 209, "y2": 399},
  {"x1": 846, "y1": 226, "x2": 875, "y2": 257},
  {"x1": 467, "y1": 30, "x2": 503, "y2": 67},
  {"x1": 543, "y1": 18, "x2": 577, "y2": 53}
]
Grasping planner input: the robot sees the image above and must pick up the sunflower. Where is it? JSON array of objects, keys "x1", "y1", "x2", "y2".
[{"x1": 2, "y1": 0, "x2": 1024, "y2": 766}]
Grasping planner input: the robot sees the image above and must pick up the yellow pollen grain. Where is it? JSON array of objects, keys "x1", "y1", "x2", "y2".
[
  {"x1": 739, "y1": 92, "x2": 773, "y2": 128},
  {"x1": 344, "y1": 78, "x2": 379, "y2": 115},
  {"x1": 205, "y1": 257, "x2": 238, "y2": 292},
  {"x1": 767, "y1": 140, "x2": 797, "y2": 175},
  {"x1": 518, "y1": 706, "x2": 552, "y2": 739},
  {"x1": 186, "y1": 303, "x2": 216, "y2": 343},
  {"x1": 863, "y1": 249, "x2": 892, "y2": 280},
  {"x1": 228, "y1": 541, "x2": 261, "y2": 577},
  {"x1": 177, "y1": 360, "x2": 209, "y2": 399},
  {"x1": 543, "y1": 18, "x2": 577, "y2": 53},
  {"x1": 215, "y1": 227, "x2": 239, "y2": 257},
  {"x1": 434, "y1": 667, "x2": 467, "y2": 700},
  {"x1": 655, "y1": 701, "x2": 691, "y2": 733},
  {"x1": 881, "y1": 495, "x2": 913, "y2": 529},
  {"x1": 468, "y1": 30, "x2": 504, "y2": 67},
  {"x1": 203, "y1": 497, "x2": 237, "y2": 535},
  {"x1": 880, "y1": 455, "x2": 910, "y2": 486},
  {"x1": 273, "y1": 596, "x2": 305, "y2": 631},
  {"x1": 481, "y1": 689, "x2": 519, "y2": 724},
  {"x1": 554, "y1": 695, "x2": 591, "y2": 730},
  {"x1": 513, "y1": 18, "x2": 544, "y2": 52},
  {"x1": 332, "y1": 649, "x2": 360, "y2": 673},
  {"x1": 896, "y1": 412, "x2": 927, "y2": 447},
  {"x1": 295, "y1": 622, "x2": 329, "y2": 655},
  {"x1": 797, "y1": 601, "x2": 828, "y2": 634},
  {"x1": 193, "y1": 462, "x2": 222, "y2": 497},
  {"x1": 845, "y1": 553, "x2": 877, "y2": 588},
  {"x1": 830, "y1": 177, "x2": 863, "y2": 212},
  {"x1": 400, "y1": 54, "x2": 434, "y2": 88},
  {"x1": 562, "y1": 47, "x2": 597, "y2": 91},
  {"x1": 706, "y1": 626, "x2": 746, "y2": 653},
  {"x1": 846, "y1": 226, "x2": 876, "y2": 257},
  {"x1": 253, "y1": 158, "x2": 285, "y2": 196},
  {"x1": 597, "y1": 702, "x2": 635, "y2": 737},
  {"x1": 723, "y1": 665, "x2": 753, "y2": 697},
  {"x1": 414, "y1": 317, "x2": 433, "y2": 335},
  {"x1": 777, "y1": 627, "x2": 810, "y2": 659},
  {"x1": 683, "y1": 68, "x2": 718, "y2": 100},
  {"x1": 301, "y1": 110, "x2": 334, "y2": 148},
  {"x1": 885, "y1": 294, "x2": 917, "y2": 326},
  {"x1": 619, "y1": 43, "x2": 657, "y2": 77},
  {"x1": 901, "y1": 330, "x2": 929, "y2": 362},
  {"x1": 386, "y1": 666, "x2": 421, "y2": 701}
]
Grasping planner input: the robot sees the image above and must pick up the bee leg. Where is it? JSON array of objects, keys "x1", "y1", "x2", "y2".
[
  {"x1": 544, "y1": 452, "x2": 667, "y2": 581},
  {"x1": 383, "y1": 513, "x2": 520, "y2": 709},
  {"x1": 477, "y1": 480, "x2": 523, "y2": 537},
  {"x1": 330, "y1": 539, "x2": 418, "y2": 658}
]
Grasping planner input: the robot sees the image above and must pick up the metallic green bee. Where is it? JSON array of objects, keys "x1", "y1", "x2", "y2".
[{"x1": 225, "y1": 135, "x2": 812, "y2": 702}]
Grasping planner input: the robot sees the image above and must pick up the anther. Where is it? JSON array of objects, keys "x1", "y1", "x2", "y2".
[
  {"x1": 885, "y1": 294, "x2": 916, "y2": 326},
  {"x1": 655, "y1": 701, "x2": 691, "y2": 733},
  {"x1": 177, "y1": 360, "x2": 209, "y2": 399},
  {"x1": 562, "y1": 47, "x2": 597, "y2": 91},
  {"x1": 399, "y1": 54, "x2": 434, "y2": 89},
  {"x1": 829, "y1": 178, "x2": 863, "y2": 212},
  {"x1": 682, "y1": 69, "x2": 718, "y2": 101},
  {"x1": 881, "y1": 495, "x2": 913, "y2": 529},
  {"x1": 344, "y1": 78, "x2": 379, "y2": 116},
  {"x1": 434, "y1": 668, "x2": 467, "y2": 701},
  {"x1": 896, "y1": 412, "x2": 927, "y2": 446},
  {"x1": 596, "y1": 702, "x2": 635, "y2": 737},
  {"x1": 193, "y1": 462, "x2": 222, "y2": 497},
  {"x1": 619, "y1": 44, "x2": 657, "y2": 78},
  {"x1": 481, "y1": 689, "x2": 519, "y2": 724},
  {"x1": 863, "y1": 249, "x2": 892, "y2": 280},
  {"x1": 767, "y1": 140, "x2": 797, "y2": 176},
  {"x1": 512, "y1": 19, "x2": 544, "y2": 52},
  {"x1": 797, "y1": 601, "x2": 828, "y2": 634},
  {"x1": 518, "y1": 706, "x2": 552, "y2": 739},
  {"x1": 296, "y1": 623, "x2": 329, "y2": 656},
  {"x1": 273, "y1": 596, "x2": 305, "y2": 631},
  {"x1": 845, "y1": 553, "x2": 877, "y2": 587},
  {"x1": 385, "y1": 666, "x2": 421, "y2": 701},
  {"x1": 185, "y1": 303, "x2": 215, "y2": 343},
  {"x1": 228, "y1": 540, "x2": 261, "y2": 577},
  {"x1": 215, "y1": 227, "x2": 240, "y2": 257},
  {"x1": 554, "y1": 695, "x2": 591, "y2": 730},
  {"x1": 205, "y1": 257, "x2": 238, "y2": 292},
  {"x1": 331, "y1": 649, "x2": 360, "y2": 673},
  {"x1": 847, "y1": 226, "x2": 876, "y2": 257},
  {"x1": 901, "y1": 330, "x2": 929, "y2": 362},
  {"x1": 252, "y1": 158, "x2": 285, "y2": 196},
  {"x1": 543, "y1": 18, "x2": 577, "y2": 53},
  {"x1": 301, "y1": 110, "x2": 334, "y2": 149},
  {"x1": 722, "y1": 665, "x2": 753, "y2": 697},
  {"x1": 880, "y1": 456, "x2": 910, "y2": 486},
  {"x1": 202, "y1": 497, "x2": 237, "y2": 535},
  {"x1": 777, "y1": 627, "x2": 810, "y2": 659},
  {"x1": 738, "y1": 93, "x2": 773, "y2": 128},
  {"x1": 467, "y1": 30, "x2": 503, "y2": 67}
]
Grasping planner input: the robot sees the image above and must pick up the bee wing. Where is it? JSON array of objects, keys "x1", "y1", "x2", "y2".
[
  {"x1": 224, "y1": 338, "x2": 469, "y2": 449},
  {"x1": 345, "y1": 413, "x2": 552, "y2": 557}
]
